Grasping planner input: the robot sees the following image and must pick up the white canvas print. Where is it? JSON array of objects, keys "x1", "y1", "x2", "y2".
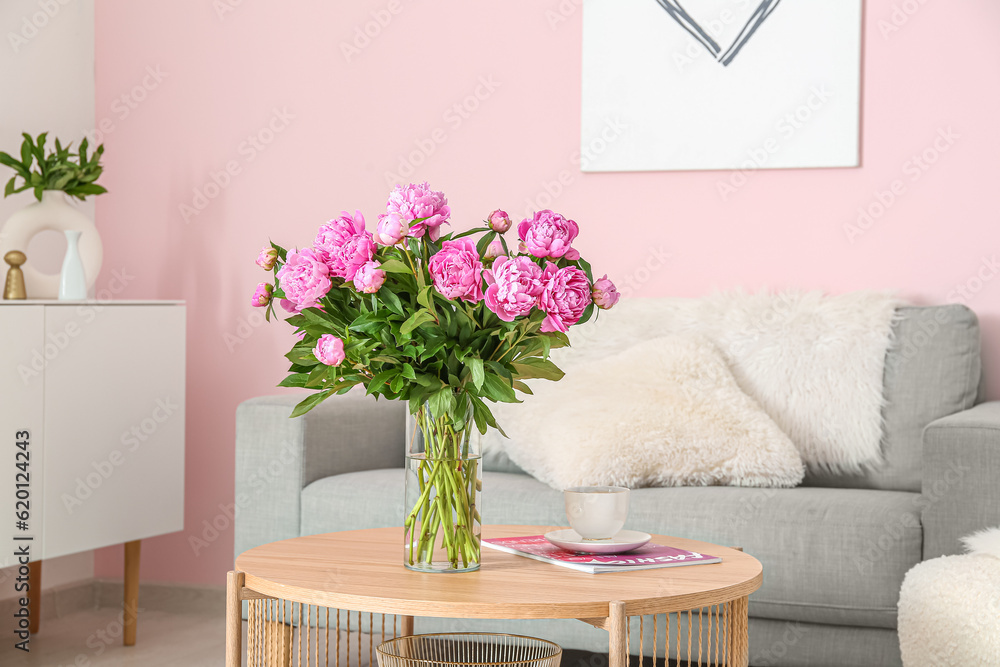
[{"x1": 581, "y1": 0, "x2": 862, "y2": 172}]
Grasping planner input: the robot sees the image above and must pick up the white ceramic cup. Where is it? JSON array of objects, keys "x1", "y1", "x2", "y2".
[{"x1": 563, "y1": 486, "x2": 630, "y2": 540}]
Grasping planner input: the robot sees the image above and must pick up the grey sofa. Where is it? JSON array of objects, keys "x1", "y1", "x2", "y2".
[{"x1": 235, "y1": 304, "x2": 999, "y2": 667}]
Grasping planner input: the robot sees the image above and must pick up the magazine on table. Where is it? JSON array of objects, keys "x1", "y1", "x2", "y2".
[{"x1": 482, "y1": 535, "x2": 722, "y2": 574}]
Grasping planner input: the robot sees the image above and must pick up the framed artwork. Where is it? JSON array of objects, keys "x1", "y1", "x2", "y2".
[{"x1": 581, "y1": 0, "x2": 863, "y2": 172}]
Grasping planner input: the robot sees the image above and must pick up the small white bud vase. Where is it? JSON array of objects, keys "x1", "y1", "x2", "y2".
[{"x1": 59, "y1": 230, "x2": 87, "y2": 300}]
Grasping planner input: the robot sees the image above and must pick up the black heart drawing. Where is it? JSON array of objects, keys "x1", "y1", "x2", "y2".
[{"x1": 653, "y1": 0, "x2": 782, "y2": 66}]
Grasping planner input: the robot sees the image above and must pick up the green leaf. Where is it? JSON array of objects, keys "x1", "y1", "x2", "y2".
[
  {"x1": 365, "y1": 369, "x2": 397, "y2": 395},
  {"x1": 289, "y1": 390, "x2": 332, "y2": 418},
  {"x1": 511, "y1": 357, "x2": 565, "y2": 382},
  {"x1": 467, "y1": 357, "x2": 485, "y2": 390},
  {"x1": 277, "y1": 373, "x2": 310, "y2": 388},
  {"x1": 512, "y1": 380, "x2": 534, "y2": 395},
  {"x1": 481, "y1": 373, "x2": 518, "y2": 403},
  {"x1": 378, "y1": 258, "x2": 411, "y2": 274},
  {"x1": 416, "y1": 285, "x2": 434, "y2": 309},
  {"x1": 400, "y1": 310, "x2": 435, "y2": 335},
  {"x1": 379, "y1": 289, "x2": 405, "y2": 316},
  {"x1": 476, "y1": 231, "x2": 497, "y2": 257},
  {"x1": 427, "y1": 386, "x2": 456, "y2": 420},
  {"x1": 4, "y1": 177, "x2": 15, "y2": 197}
]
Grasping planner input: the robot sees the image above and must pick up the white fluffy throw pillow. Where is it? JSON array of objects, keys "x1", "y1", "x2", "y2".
[{"x1": 492, "y1": 335, "x2": 805, "y2": 490}]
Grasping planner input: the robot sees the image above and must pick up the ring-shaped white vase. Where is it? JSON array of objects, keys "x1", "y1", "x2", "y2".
[{"x1": 0, "y1": 191, "x2": 103, "y2": 298}]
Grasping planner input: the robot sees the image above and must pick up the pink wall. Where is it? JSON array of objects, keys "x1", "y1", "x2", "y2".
[{"x1": 92, "y1": 0, "x2": 1000, "y2": 584}]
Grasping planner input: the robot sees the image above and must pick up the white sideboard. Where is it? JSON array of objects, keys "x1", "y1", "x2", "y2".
[
  {"x1": 0, "y1": 300, "x2": 185, "y2": 643},
  {"x1": 0, "y1": 300, "x2": 185, "y2": 563}
]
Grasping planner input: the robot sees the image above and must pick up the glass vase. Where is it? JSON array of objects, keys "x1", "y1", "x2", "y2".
[{"x1": 403, "y1": 401, "x2": 482, "y2": 573}]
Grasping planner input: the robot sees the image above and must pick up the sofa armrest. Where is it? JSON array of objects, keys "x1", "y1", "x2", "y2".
[
  {"x1": 234, "y1": 392, "x2": 406, "y2": 560},
  {"x1": 921, "y1": 401, "x2": 1000, "y2": 559}
]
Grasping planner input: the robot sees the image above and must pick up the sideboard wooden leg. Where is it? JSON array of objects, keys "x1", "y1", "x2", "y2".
[
  {"x1": 226, "y1": 571, "x2": 245, "y2": 667},
  {"x1": 608, "y1": 601, "x2": 627, "y2": 667},
  {"x1": 400, "y1": 615, "x2": 415, "y2": 637},
  {"x1": 123, "y1": 540, "x2": 141, "y2": 646},
  {"x1": 27, "y1": 559, "x2": 40, "y2": 634}
]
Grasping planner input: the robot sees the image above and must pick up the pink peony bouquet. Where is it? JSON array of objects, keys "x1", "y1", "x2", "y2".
[
  {"x1": 254, "y1": 182, "x2": 618, "y2": 424},
  {"x1": 254, "y1": 182, "x2": 618, "y2": 571}
]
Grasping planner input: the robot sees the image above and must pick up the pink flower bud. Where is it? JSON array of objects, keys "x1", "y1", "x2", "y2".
[
  {"x1": 487, "y1": 209, "x2": 512, "y2": 233},
  {"x1": 256, "y1": 246, "x2": 278, "y2": 270},
  {"x1": 313, "y1": 334, "x2": 346, "y2": 366},
  {"x1": 251, "y1": 282, "x2": 273, "y2": 307},
  {"x1": 591, "y1": 274, "x2": 620, "y2": 310},
  {"x1": 483, "y1": 239, "x2": 505, "y2": 261},
  {"x1": 375, "y1": 213, "x2": 408, "y2": 245},
  {"x1": 352, "y1": 260, "x2": 387, "y2": 294}
]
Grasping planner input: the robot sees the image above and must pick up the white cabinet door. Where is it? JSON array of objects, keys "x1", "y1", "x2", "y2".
[
  {"x1": 42, "y1": 304, "x2": 185, "y2": 558},
  {"x1": 0, "y1": 306, "x2": 45, "y2": 568}
]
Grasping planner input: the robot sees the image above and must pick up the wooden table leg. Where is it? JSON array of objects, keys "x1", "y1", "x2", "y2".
[
  {"x1": 727, "y1": 596, "x2": 750, "y2": 667},
  {"x1": 608, "y1": 601, "x2": 627, "y2": 667},
  {"x1": 123, "y1": 540, "x2": 141, "y2": 646},
  {"x1": 27, "y1": 559, "x2": 40, "y2": 634},
  {"x1": 226, "y1": 571, "x2": 245, "y2": 667},
  {"x1": 400, "y1": 615, "x2": 415, "y2": 637}
]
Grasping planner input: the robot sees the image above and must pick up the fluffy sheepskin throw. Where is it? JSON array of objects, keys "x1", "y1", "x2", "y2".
[
  {"x1": 897, "y1": 526, "x2": 1000, "y2": 666},
  {"x1": 520, "y1": 290, "x2": 901, "y2": 474},
  {"x1": 489, "y1": 335, "x2": 804, "y2": 489}
]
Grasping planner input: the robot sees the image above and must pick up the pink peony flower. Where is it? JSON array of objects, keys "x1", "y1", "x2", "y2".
[
  {"x1": 428, "y1": 239, "x2": 484, "y2": 303},
  {"x1": 375, "y1": 213, "x2": 407, "y2": 246},
  {"x1": 251, "y1": 282, "x2": 273, "y2": 307},
  {"x1": 276, "y1": 247, "x2": 331, "y2": 313},
  {"x1": 314, "y1": 211, "x2": 376, "y2": 280},
  {"x1": 539, "y1": 263, "x2": 592, "y2": 333},
  {"x1": 386, "y1": 182, "x2": 450, "y2": 240},
  {"x1": 484, "y1": 255, "x2": 545, "y2": 322},
  {"x1": 487, "y1": 209, "x2": 512, "y2": 233},
  {"x1": 591, "y1": 274, "x2": 620, "y2": 310},
  {"x1": 517, "y1": 210, "x2": 580, "y2": 260},
  {"x1": 256, "y1": 246, "x2": 278, "y2": 270},
  {"x1": 483, "y1": 239, "x2": 505, "y2": 261},
  {"x1": 313, "y1": 334, "x2": 345, "y2": 366},
  {"x1": 353, "y1": 260, "x2": 386, "y2": 293}
]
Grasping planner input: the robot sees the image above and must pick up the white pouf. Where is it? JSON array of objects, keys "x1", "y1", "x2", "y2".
[{"x1": 898, "y1": 528, "x2": 1000, "y2": 666}]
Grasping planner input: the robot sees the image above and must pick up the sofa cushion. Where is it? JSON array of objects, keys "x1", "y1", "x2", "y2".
[
  {"x1": 301, "y1": 469, "x2": 922, "y2": 629},
  {"x1": 806, "y1": 305, "x2": 981, "y2": 492}
]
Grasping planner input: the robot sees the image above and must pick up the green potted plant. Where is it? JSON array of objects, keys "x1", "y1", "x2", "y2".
[{"x1": 0, "y1": 133, "x2": 107, "y2": 299}]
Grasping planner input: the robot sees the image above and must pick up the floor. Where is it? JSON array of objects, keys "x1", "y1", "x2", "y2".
[{"x1": 0, "y1": 606, "x2": 710, "y2": 667}]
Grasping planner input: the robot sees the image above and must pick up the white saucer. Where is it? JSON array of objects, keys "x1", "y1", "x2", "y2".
[{"x1": 544, "y1": 529, "x2": 652, "y2": 554}]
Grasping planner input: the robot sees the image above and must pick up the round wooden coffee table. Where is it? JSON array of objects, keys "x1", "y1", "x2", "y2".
[{"x1": 229, "y1": 525, "x2": 762, "y2": 667}]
